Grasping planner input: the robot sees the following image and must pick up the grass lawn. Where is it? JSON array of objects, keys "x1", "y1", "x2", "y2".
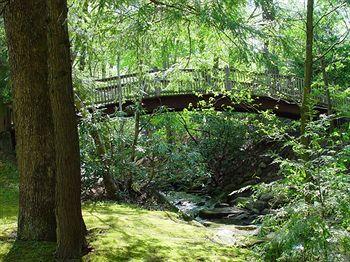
[{"x1": 0, "y1": 160, "x2": 255, "y2": 261}]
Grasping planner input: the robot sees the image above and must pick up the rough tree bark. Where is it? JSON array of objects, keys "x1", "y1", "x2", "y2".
[
  {"x1": 47, "y1": 0, "x2": 86, "y2": 258},
  {"x1": 4, "y1": 0, "x2": 56, "y2": 241},
  {"x1": 300, "y1": 0, "x2": 314, "y2": 146}
]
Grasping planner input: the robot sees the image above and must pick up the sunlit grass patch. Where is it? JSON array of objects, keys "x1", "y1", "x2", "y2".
[
  {"x1": 0, "y1": 160, "x2": 18, "y2": 239},
  {"x1": 83, "y1": 202, "x2": 251, "y2": 261},
  {"x1": 0, "y1": 161, "x2": 254, "y2": 261}
]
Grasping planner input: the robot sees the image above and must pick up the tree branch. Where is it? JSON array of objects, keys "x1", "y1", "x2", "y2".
[
  {"x1": 0, "y1": 0, "x2": 9, "y2": 16},
  {"x1": 314, "y1": 29, "x2": 349, "y2": 63},
  {"x1": 149, "y1": 0, "x2": 196, "y2": 14},
  {"x1": 184, "y1": 21, "x2": 192, "y2": 69},
  {"x1": 177, "y1": 113, "x2": 198, "y2": 145},
  {"x1": 314, "y1": 3, "x2": 346, "y2": 28}
]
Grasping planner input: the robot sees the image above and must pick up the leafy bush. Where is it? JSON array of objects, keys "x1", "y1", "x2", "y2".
[
  {"x1": 79, "y1": 111, "x2": 212, "y2": 197},
  {"x1": 255, "y1": 117, "x2": 350, "y2": 261}
]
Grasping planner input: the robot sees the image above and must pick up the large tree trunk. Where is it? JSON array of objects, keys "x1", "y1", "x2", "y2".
[
  {"x1": 4, "y1": 0, "x2": 56, "y2": 241},
  {"x1": 300, "y1": 0, "x2": 314, "y2": 146},
  {"x1": 47, "y1": 0, "x2": 85, "y2": 258}
]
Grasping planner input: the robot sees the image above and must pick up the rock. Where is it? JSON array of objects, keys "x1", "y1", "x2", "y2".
[
  {"x1": 253, "y1": 200, "x2": 268, "y2": 211},
  {"x1": 214, "y1": 202, "x2": 230, "y2": 208},
  {"x1": 224, "y1": 212, "x2": 257, "y2": 225},
  {"x1": 232, "y1": 196, "x2": 250, "y2": 206},
  {"x1": 261, "y1": 208, "x2": 270, "y2": 215},
  {"x1": 189, "y1": 220, "x2": 205, "y2": 227},
  {"x1": 197, "y1": 201, "x2": 206, "y2": 206},
  {"x1": 175, "y1": 200, "x2": 183, "y2": 205},
  {"x1": 259, "y1": 162, "x2": 267, "y2": 169},
  {"x1": 259, "y1": 192, "x2": 274, "y2": 202},
  {"x1": 250, "y1": 208, "x2": 260, "y2": 214},
  {"x1": 199, "y1": 207, "x2": 259, "y2": 226},
  {"x1": 229, "y1": 212, "x2": 249, "y2": 221},
  {"x1": 245, "y1": 200, "x2": 268, "y2": 212},
  {"x1": 198, "y1": 207, "x2": 246, "y2": 219},
  {"x1": 212, "y1": 228, "x2": 238, "y2": 246},
  {"x1": 202, "y1": 221, "x2": 214, "y2": 227},
  {"x1": 228, "y1": 185, "x2": 252, "y2": 199},
  {"x1": 256, "y1": 168, "x2": 262, "y2": 176},
  {"x1": 234, "y1": 225, "x2": 259, "y2": 231}
]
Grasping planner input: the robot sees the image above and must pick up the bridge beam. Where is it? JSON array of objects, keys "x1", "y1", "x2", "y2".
[{"x1": 97, "y1": 94, "x2": 327, "y2": 119}]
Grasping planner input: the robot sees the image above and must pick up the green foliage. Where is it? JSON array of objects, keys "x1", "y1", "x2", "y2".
[
  {"x1": 68, "y1": 0, "x2": 291, "y2": 78},
  {"x1": 255, "y1": 119, "x2": 350, "y2": 261},
  {"x1": 79, "y1": 111, "x2": 212, "y2": 196},
  {"x1": 193, "y1": 111, "x2": 253, "y2": 186},
  {"x1": 0, "y1": 20, "x2": 11, "y2": 104}
]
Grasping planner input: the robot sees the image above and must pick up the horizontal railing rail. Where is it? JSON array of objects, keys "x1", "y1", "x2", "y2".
[{"x1": 79, "y1": 67, "x2": 348, "y2": 112}]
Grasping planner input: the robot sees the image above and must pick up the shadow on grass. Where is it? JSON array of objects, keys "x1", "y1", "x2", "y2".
[
  {"x1": 84, "y1": 201, "x2": 149, "y2": 216},
  {"x1": 2, "y1": 240, "x2": 56, "y2": 262},
  {"x1": 88, "y1": 226, "x2": 245, "y2": 262},
  {"x1": 101, "y1": 238, "x2": 169, "y2": 262},
  {"x1": 85, "y1": 204, "x2": 178, "y2": 261},
  {"x1": 84, "y1": 203, "x2": 250, "y2": 261}
]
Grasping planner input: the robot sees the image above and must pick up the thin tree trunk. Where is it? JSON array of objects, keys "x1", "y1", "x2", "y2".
[
  {"x1": 47, "y1": 0, "x2": 85, "y2": 258},
  {"x1": 75, "y1": 98, "x2": 119, "y2": 199},
  {"x1": 131, "y1": 110, "x2": 140, "y2": 163},
  {"x1": 4, "y1": 0, "x2": 56, "y2": 241},
  {"x1": 79, "y1": 45, "x2": 87, "y2": 71},
  {"x1": 320, "y1": 57, "x2": 332, "y2": 116},
  {"x1": 319, "y1": 57, "x2": 334, "y2": 130},
  {"x1": 260, "y1": 0, "x2": 279, "y2": 75},
  {"x1": 78, "y1": 0, "x2": 89, "y2": 72},
  {"x1": 300, "y1": 0, "x2": 314, "y2": 146},
  {"x1": 90, "y1": 127, "x2": 119, "y2": 199},
  {"x1": 164, "y1": 114, "x2": 174, "y2": 145},
  {"x1": 127, "y1": 109, "x2": 141, "y2": 191}
]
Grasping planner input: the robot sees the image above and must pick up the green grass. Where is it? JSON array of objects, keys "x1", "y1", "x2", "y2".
[{"x1": 0, "y1": 160, "x2": 254, "y2": 261}]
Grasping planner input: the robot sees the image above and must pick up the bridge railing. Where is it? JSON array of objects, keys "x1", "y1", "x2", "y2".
[
  {"x1": 81, "y1": 67, "x2": 350, "y2": 113},
  {"x1": 89, "y1": 68, "x2": 308, "y2": 105}
]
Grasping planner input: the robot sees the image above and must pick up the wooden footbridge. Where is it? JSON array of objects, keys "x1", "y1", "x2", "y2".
[{"x1": 81, "y1": 67, "x2": 342, "y2": 119}]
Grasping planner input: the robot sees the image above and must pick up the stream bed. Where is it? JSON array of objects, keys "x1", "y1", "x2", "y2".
[{"x1": 163, "y1": 191, "x2": 261, "y2": 246}]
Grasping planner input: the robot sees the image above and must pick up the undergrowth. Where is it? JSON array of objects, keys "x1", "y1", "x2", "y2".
[{"x1": 254, "y1": 118, "x2": 350, "y2": 261}]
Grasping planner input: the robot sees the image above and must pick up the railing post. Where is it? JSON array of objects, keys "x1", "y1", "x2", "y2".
[
  {"x1": 204, "y1": 69, "x2": 211, "y2": 89},
  {"x1": 156, "y1": 75, "x2": 162, "y2": 97},
  {"x1": 118, "y1": 77, "x2": 122, "y2": 111},
  {"x1": 300, "y1": 78, "x2": 304, "y2": 103},
  {"x1": 141, "y1": 76, "x2": 147, "y2": 98},
  {"x1": 225, "y1": 66, "x2": 232, "y2": 90},
  {"x1": 157, "y1": 71, "x2": 166, "y2": 96},
  {"x1": 117, "y1": 55, "x2": 122, "y2": 111}
]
